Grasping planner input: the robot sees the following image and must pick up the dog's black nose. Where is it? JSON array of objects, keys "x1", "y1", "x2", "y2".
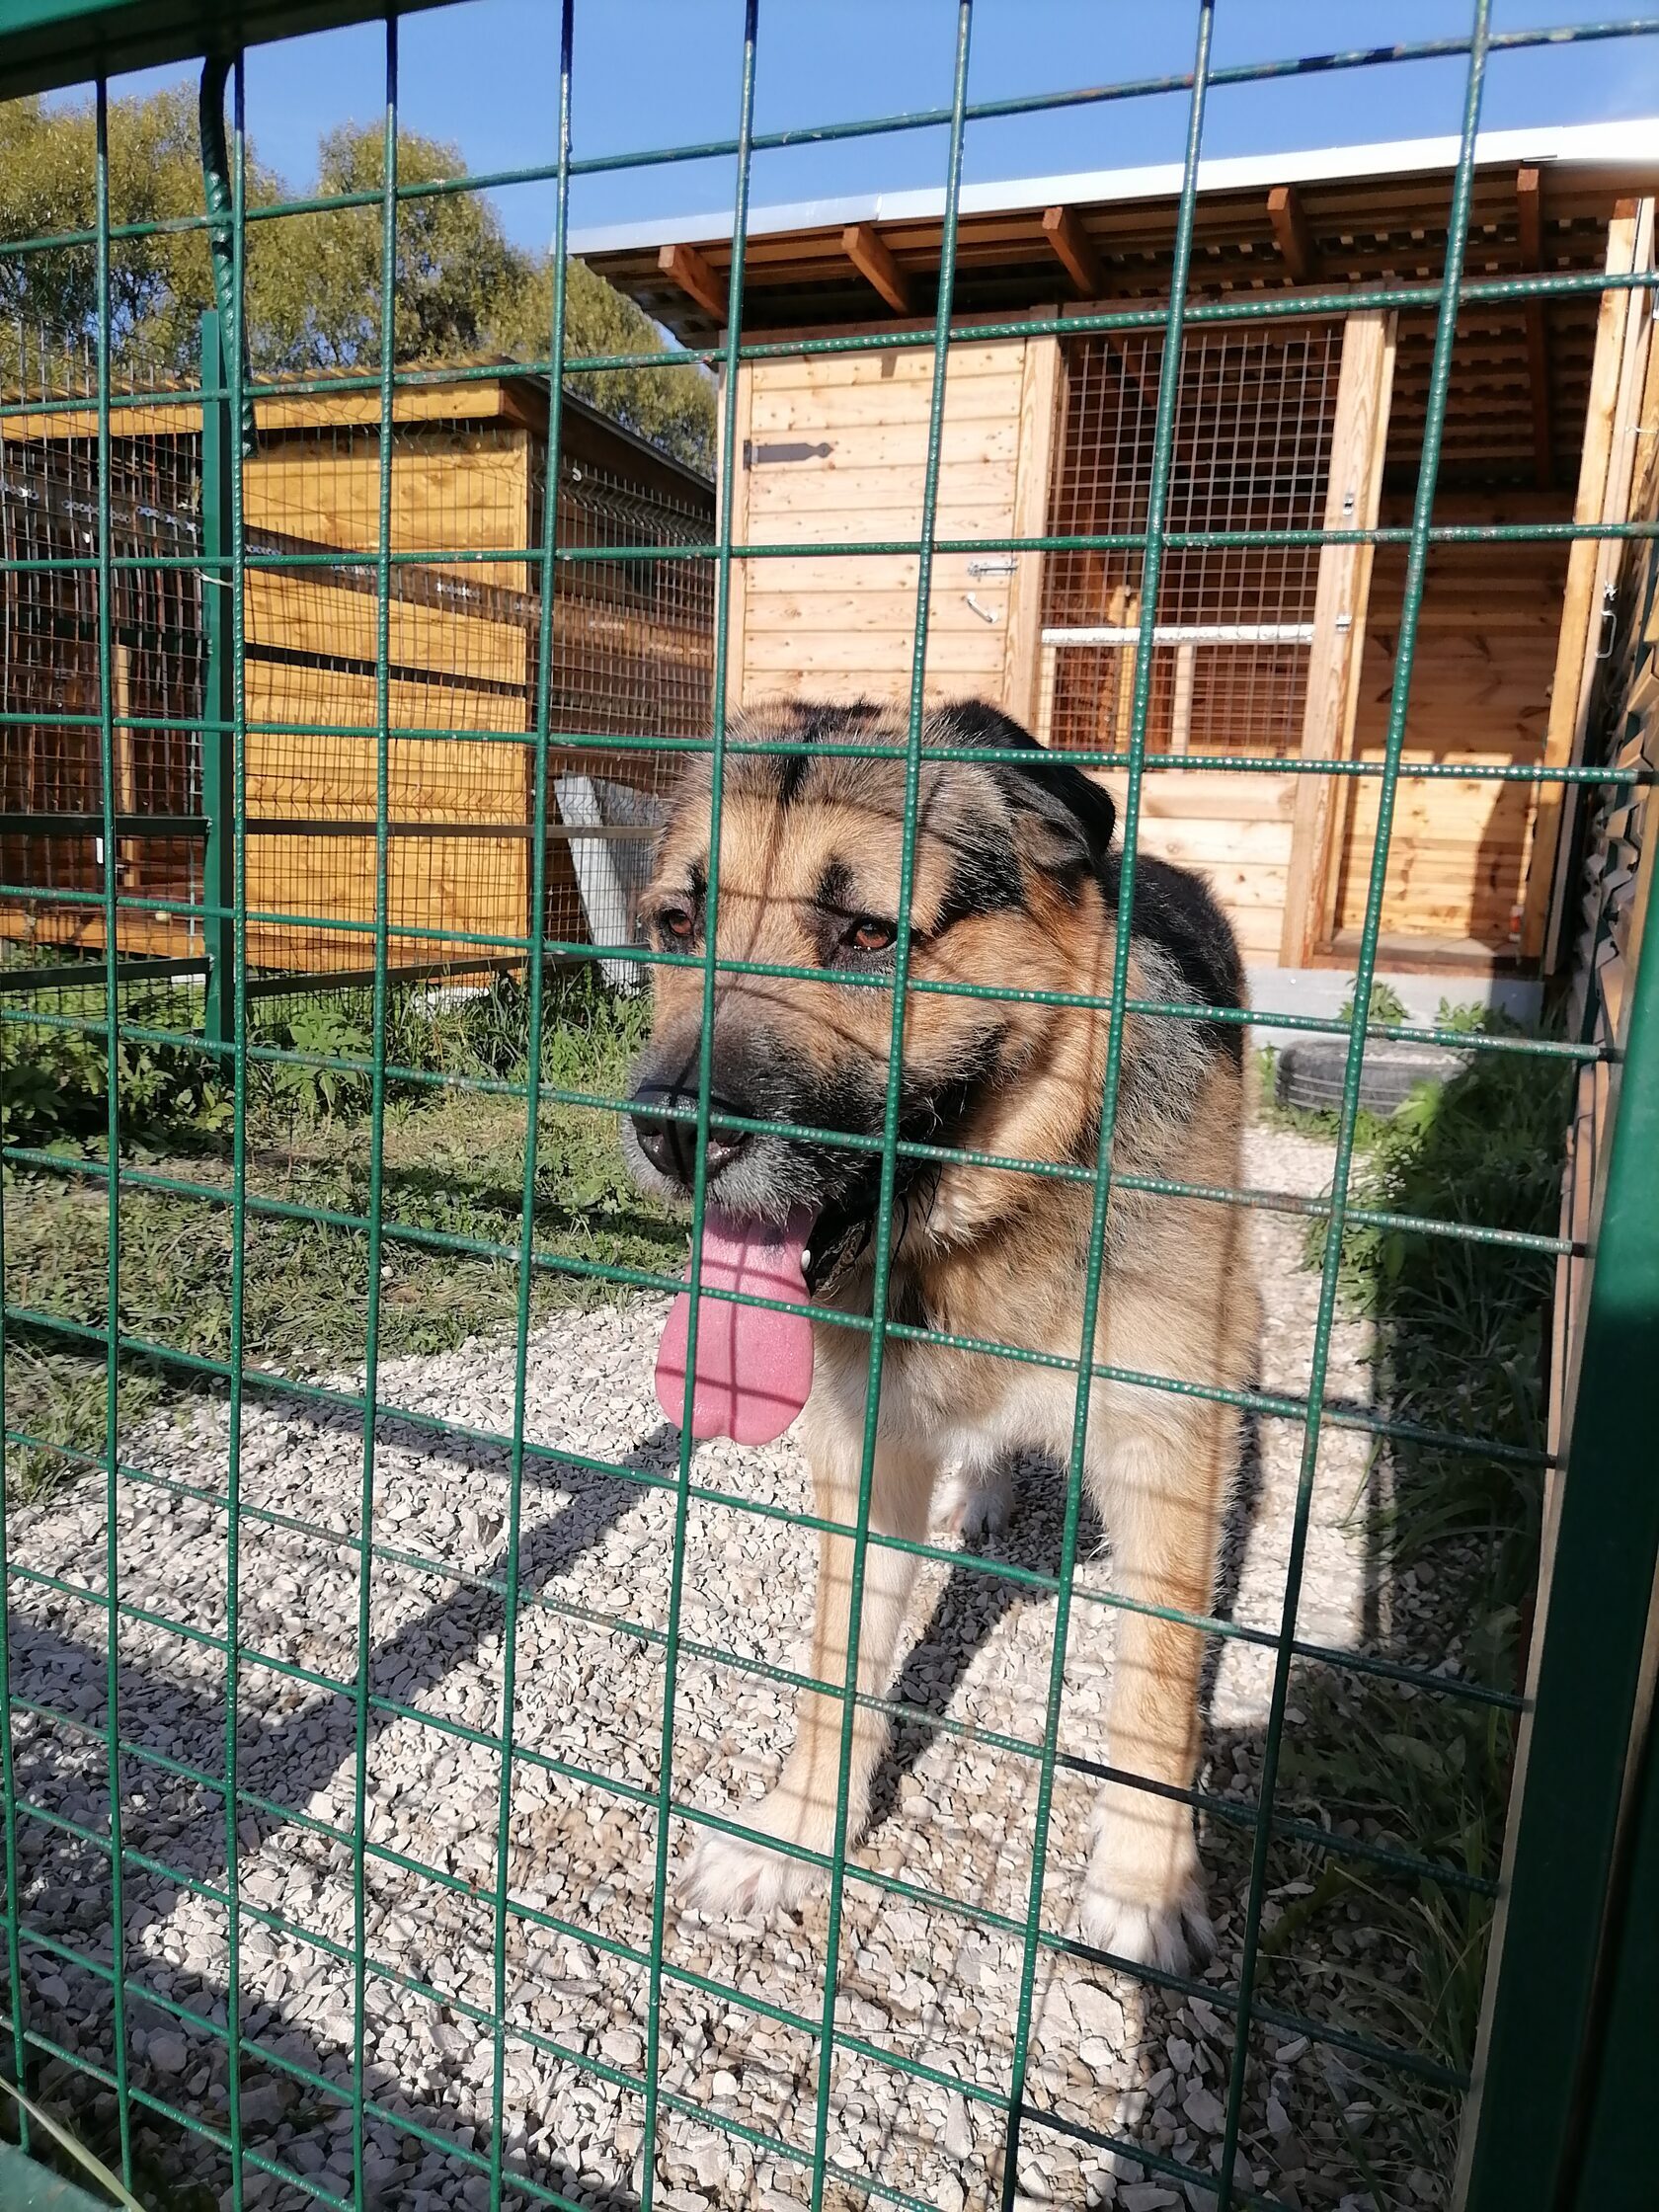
[{"x1": 628, "y1": 1084, "x2": 748, "y2": 1188}]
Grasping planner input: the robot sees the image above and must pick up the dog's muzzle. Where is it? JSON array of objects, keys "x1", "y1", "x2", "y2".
[{"x1": 627, "y1": 1081, "x2": 750, "y2": 1189}]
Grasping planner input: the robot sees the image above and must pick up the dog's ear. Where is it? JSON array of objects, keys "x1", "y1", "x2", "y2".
[{"x1": 926, "y1": 698, "x2": 1117, "y2": 880}]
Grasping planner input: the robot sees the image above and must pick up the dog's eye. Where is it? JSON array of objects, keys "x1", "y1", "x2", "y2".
[
  {"x1": 659, "y1": 906, "x2": 695, "y2": 943},
  {"x1": 845, "y1": 916, "x2": 897, "y2": 954}
]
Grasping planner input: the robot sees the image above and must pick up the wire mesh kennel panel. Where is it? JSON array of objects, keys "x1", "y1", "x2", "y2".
[
  {"x1": 1, "y1": 373, "x2": 205, "y2": 958},
  {"x1": 0, "y1": 7, "x2": 1657, "y2": 2212},
  {"x1": 1039, "y1": 322, "x2": 1345, "y2": 964}
]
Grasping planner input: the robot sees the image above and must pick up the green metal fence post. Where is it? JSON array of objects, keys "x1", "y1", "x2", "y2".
[
  {"x1": 1457, "y1": 880, "x2": 1659, "y2": 2211},
  {"x1": 199, "y1": 308, "x2": 237, "y2": 1056}
]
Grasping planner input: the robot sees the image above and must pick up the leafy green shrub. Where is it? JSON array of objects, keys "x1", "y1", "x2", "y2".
[
  {"x1": 0, "y1": 994, "x2": 230, "y2": 1148},
  {"x1": 1339, "y1": 977, "x2": 1412, "y2": 1027}
]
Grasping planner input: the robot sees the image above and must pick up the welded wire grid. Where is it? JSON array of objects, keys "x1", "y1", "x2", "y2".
[
  {"x1": 0, "y1": 339, "x2": 205, "y2": 956},
  {"x1": 0, "y1": 6, "x2": 1655, "y2": 2212},
  {"x1": 1040, "y1": 325, "x2": 1341, "y2": 758},
  {"x1": 535, "y1": 452, "x2": 713, "y2": 961},
  {"x1": 2, "y1": 373, "x2": 711, "y2": 994}
]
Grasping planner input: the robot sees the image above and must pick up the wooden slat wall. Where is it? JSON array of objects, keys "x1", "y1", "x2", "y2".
[
  {"x1": 729, "y1": 340, "x2": 1042, "y2": 708},
  {"x1": 1095, "y1": 771, "x2": 1296, "y2": 964},
  {"x1": 241, "y1": 427, "x2": 534, "y2": 968},
  {"x1": 1330, "y1": 494, "x2": 1573, "y2": 950},
  {"x1": 1549, "y1": 304, "x2": 1659, "y2": 1462}
]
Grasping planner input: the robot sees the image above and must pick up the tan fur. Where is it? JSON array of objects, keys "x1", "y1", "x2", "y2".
[{"x1": 631, "y1": 699, "x2": 1259, "y2": 1970}]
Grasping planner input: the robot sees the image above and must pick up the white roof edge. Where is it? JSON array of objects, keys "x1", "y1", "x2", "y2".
[{"x1": 569, "y1": 117, "x2": 1659, "y2": 259}]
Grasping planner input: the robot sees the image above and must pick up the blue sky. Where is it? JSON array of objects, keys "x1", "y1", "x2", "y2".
[{"x1": 95, "y1": 1, "x2": 1659, "y2": 254}]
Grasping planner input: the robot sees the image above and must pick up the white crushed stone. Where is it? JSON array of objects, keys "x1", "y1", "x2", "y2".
[{"x1": 6, "y1": 1127, "x2": 1439, "y2": 2211}]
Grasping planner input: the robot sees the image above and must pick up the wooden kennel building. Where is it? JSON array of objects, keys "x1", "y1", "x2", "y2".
[
  {"x1": 1, "y1": 369, "x2": 715, "y2": 983},
  {"x1": 576, "y1": 119, "x2": 1659, "y2": 977}
]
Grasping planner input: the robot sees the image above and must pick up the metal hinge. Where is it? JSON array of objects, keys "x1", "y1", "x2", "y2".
[{"x1": 743, "y1": 439, "x2": 831, "y2": 467}]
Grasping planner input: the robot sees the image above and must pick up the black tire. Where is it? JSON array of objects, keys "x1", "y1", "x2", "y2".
[{"x1": 1274, "y1": 1040, "x2": 1469, "y2": 1117}]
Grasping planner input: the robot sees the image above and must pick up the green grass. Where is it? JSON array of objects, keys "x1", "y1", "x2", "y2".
[
  {"x1": 3, "y1": 972, "x2": 678, "y2": 1500},
  {"x1": 1258, "y1": 1014, "x2": 1573, "y2": 2183}
]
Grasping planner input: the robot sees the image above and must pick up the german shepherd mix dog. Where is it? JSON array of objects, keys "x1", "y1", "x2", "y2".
[{"x1": 622, "y1": 698, "x2": 1257, "y2": 1972}]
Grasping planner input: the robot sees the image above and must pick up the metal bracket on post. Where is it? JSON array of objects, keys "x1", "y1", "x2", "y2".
[{"x1": 199, "y1": 308, "x2": 238, "y2": 1056}]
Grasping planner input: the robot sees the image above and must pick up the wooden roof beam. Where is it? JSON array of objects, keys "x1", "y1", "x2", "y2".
[
  {"x1": 1517, "y1": 165, "x2": 1553, "y2": 490},
  {"x1": 1041, "y1": 203, "x2": 1105, "y2": 298},
  {"x1": 841, "y1": 223, "x2": 911, "y2": 314},
  {"x1": 1267, "y1": 184, "x2": 1319, "y2": 284},
  {"x1": 657, "y1": 242, "x2": 726, "y2": 325}
]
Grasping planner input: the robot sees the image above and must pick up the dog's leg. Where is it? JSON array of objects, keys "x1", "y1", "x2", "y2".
[
  {"x1": 680, "y1": 1419, "x2": 934, "y2": 1919},
  {"x1": 1079, "y1": 1391, "x2": 1235, "y2": 1973}
]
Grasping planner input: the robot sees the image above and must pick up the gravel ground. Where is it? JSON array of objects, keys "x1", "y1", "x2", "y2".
[{"x1": 6, "y1": 1125, "x2": 1452, "y2": 2212}]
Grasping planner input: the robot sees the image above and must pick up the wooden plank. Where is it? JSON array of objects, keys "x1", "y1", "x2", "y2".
[
  {"x1": 744, "y1": 631, "x2": 1009, "y2": 675},
  {"x1": 746, "y1": 342, "x2": 1026, "y2": 392},
  {"x1": 743, "y1": 475, "x2": 1021, "y2": 525},
  {"x1": 1521, "y1": 198, "x2": 1645, "y2": 960},
  {"x1": 744, "y1": 418, "x2": 1021, "y2": 472},
  {"x1": 1003, "y1": 332, "x2": 1061, "y2": 730},
  {"x1": 1267, "y1": 186, "x2": 1319, "y2": 284},
  {"x1": 112, "y1": 644, "x2": 137, "y2": 890},
  {"x1": 748, "y1": 379, "x2": 1016, "y2": 433},
  {"x1": 1278, "y1": 308, "x2": 1396, "y2": 966},
  {"x1": 1169, "y1": 642, "x2": 1197, "y2": 754},
  {"x1": 1542, "y1": 195, "x2": 1656, "y2": 970},
  {"x1": 3, "y1": 382, "x2": 522, "y2": 445},
  {"x1": 722, "y1": 360, "x2": 753, "y2": 710},
  {"x1": 1121, "y1": 773, "x2": 1297, "y2": 824},
  {"x1": 659, "y1": 242, "x2": 727, "y2": 324},
  {"x1": 247, "y1": 570, "x2": 528, "y2": 686},
  {"x1": 1517, "y1": 167, "x2": 1554, "y2": 492},
  {"x1": 842, "y1": 223, "x2": 911, "y2": 315},
  {"x1": 1041, "y1": 205, "x2": 1104, "y2": 299}
]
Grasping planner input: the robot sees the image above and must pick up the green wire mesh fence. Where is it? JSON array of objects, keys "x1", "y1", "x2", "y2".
[{"x1": 1, "y1": 4, "x2": 1657, "y2": 2211}]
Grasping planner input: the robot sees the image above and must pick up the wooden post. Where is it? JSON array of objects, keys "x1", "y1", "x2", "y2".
[
  {"x1": 716, "y1": 357, "x2": 753, "y2": 713},
  {"x1": 1113, "y1": 589, "x2": 1141, "y2": 745},
  {"x1": 1003, "y1": 322, "x2": 1063, "y2": 732},
  {"x1": 1033, "y1": 642, "x2": 1060, "y2": 745},
  {"x1": 112, "y1": 642, "x2": 138, "y2": 890},
  {"x1": 1278, "y1": 308, "x2": 1397, "y2": 968},
  {"x1": 1520, "y1": 198, "x2": 1647, "y2": 964},
  {"x1": 1517, "y1": 167, "x2": 1554, "y2": 492},
  {"x1": 1169, "y1": 641, "x2": 1197, "y2": 754}
]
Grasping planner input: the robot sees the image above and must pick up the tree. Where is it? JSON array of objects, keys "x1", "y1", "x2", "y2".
[
  {"x1": 0, "y1": 91, "x2": 714, "y2": 472},
  {"x1": 489, "y1": 256, "x2": 717, "y2": 475},
  {"x1": 0, "y1": 89, "x2": 281, "y2": 383},
  {"x1": 248, "y1": 123, "x2": 530, "y2": 372}
]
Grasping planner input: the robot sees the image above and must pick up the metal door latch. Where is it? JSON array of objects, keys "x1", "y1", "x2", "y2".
[{"x1": 1596, "y1": 583, "x2": 1618, "y2": 660}]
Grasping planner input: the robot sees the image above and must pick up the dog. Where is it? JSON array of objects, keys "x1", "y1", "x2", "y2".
[{"x1": 621, "y1": 697, "x2": 1257, "y2": 1972}]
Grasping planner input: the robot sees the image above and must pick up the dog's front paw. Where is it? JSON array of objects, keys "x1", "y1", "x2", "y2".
[
  {"x1": 1078, "y1": 1879, "x2": 1214, "y2": 1977},
  {"x1": 677, "y1": 1796, "x2": 822, "y2": 1921},
  {"x1": 1079, "y1": 1804, "x2": 1215, "y2": 1976},
  {"x1": 931, "y1": 1460, "x2": 1014, "y2": 1541}
]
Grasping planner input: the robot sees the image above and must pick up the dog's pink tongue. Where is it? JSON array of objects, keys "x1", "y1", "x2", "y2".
[{"x1": 655, "y1": 1209, "x2": 815, "y2": 1445}]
